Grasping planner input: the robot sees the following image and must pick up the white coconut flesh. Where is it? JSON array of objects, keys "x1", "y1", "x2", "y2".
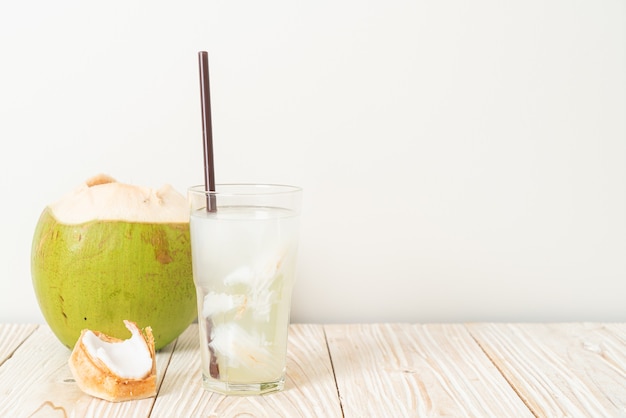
[
  {"x1": 82, "y1": 321, "x2": 153, "y2": 379},
  {"x1": 48, "y1": 174, "x2": 188, "y2": 224}
]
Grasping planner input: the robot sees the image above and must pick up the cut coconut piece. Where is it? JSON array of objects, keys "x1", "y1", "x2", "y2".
[{"x1": 68, "y1": 320, "x2": 157, "y2": 402}]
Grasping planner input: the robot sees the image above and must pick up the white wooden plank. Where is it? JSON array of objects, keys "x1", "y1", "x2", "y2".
[
  {"x1": 0, "y1": 324, "x2": 175, "y2": 418},
  {"x1": 0, "y1": 324, "x2": 38, "y2": 365},
  {"x1": 467, "y1": 323, "x2": 626, "y2": 417},
  {"x1": 151, "y1": 323, "x2": 342, "y2": 418},
  {"x1": 325, "y1": 323, "x2": 533, "y2": 417}
]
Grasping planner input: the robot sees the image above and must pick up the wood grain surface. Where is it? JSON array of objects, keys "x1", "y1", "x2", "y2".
[
  {"x1": 1, "y1": 322, "x2": 625, "y2": 417},
  {"x1": 468, "y1": 322, "x2": 626, "y2": 418},
  {"x1": 325, "y1": 323, "x2": 533, "y2": 417}
]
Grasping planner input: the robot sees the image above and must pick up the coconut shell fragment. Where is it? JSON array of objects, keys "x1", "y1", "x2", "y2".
[{"x1": 68, "y1": 320, "x2": 157, "y2": 402}]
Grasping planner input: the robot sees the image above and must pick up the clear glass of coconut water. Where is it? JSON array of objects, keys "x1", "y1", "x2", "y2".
[{"x1": 188, "y1": 184, "x2": 302, "y2": 395}]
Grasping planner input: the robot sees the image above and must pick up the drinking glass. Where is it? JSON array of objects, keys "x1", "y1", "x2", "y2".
[{"x1": 188, "y1": 184, "x2": 302, "y2": 395}]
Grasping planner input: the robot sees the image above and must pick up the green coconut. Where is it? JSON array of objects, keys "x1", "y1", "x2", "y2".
[{"x1": 31, "y1": 175, "x2": 197, "y2": 350}]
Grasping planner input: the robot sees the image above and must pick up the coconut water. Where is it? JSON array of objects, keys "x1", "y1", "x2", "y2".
[{"x1": 190, "y1": 205, "x2": 299, "y2": 394}]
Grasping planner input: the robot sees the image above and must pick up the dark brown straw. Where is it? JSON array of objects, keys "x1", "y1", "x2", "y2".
[
  {"x1": 198, "y1": 51, "x2": 217, "y2": 212},
  {"x1": 198, "y1": 52, "x2": 220, "y2": 377}
]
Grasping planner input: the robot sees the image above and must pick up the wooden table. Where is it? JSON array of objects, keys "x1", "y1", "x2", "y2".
[{"x1": 1, "y1": 322, "x2": 625, "y2": 417}]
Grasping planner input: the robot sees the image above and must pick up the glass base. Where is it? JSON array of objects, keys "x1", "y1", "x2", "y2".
[{"x1": 202, "y1": 374, "x2": 285, "y2": 396}]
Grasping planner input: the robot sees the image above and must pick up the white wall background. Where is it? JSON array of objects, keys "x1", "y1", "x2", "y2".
[{"x1": 1, "y1": 1, "x2": 624, "y2": 324}]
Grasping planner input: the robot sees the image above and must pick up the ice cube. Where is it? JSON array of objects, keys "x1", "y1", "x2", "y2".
[
  {"x1": 244, "y1": 290, "x2": 274, "y2": 322},
  {"x1": 218, "y1": 254, "x2": 285, "y2": 321},
  {"x1": 202, "y1": 292, "x2": 246, "y2": 317},
  {"x1": 210, "y1": 323, "x2": 277, "y2": 371},
  {"x1": 223, "y1": 266, "x2": 256, "y2": 286}
]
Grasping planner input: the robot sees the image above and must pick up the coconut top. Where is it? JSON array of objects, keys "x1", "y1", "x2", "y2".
[{"x1": 49, "y1": 174, "x2": 189, "y2": 224}]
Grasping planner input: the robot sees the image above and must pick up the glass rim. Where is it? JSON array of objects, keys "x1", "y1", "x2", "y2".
[{"x1": 188, "y1": 183, "x2": 302, "y2": 196}]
